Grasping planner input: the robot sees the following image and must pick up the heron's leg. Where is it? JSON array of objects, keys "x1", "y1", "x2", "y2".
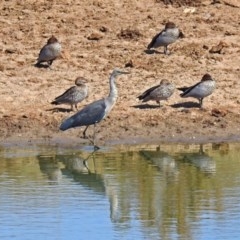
[
  {"x1": 88, "y1": 138, "x2": 100, "y2": 150},
  {"x1": 83, "y1": 125, "x2": 89, "y2": 139},
  {"x1": 75, "y1": 104, "x2": 78, "y2": 111},
  {"x1": 83, "y1": 148, "x2": 99, "y2": 174},
  {"x1": 199, "y1": 98, "x2": 203, "y2": 108},
  {"x1": 83, "y1": 160, "x2": 90, "y2": 173},
  {"x1": 164, "y1": 46, "x2": 168, "y2": 55},
  {"x1": 93, "y1": 123, "x2": 100, "y2": 150}
]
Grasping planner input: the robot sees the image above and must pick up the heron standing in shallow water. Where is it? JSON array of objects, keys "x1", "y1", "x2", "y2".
[{"x1": 60, "y1": 68, "x2": 129, "y2": 149}]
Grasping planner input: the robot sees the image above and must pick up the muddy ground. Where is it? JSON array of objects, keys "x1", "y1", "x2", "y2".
[{"x1": 0, "y1": 0, "x2": 239, "y2": 147}]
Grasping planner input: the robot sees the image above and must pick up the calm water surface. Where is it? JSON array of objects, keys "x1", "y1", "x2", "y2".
[{"x1": 0, "y1": 143, "x2": 240, "y2": 240}]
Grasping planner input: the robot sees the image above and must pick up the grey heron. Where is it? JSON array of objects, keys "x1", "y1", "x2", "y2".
[{"x1": 60, "y1": 68, "x2": 129, "y2": 148}]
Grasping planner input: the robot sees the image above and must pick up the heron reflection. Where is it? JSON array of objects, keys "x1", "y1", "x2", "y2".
[
  {"x1": 38, "y1": 150, "x2": 103, "y2": 197},
  {"x1": 59, "y1": 150, "x2": 121, "y2": 222}
]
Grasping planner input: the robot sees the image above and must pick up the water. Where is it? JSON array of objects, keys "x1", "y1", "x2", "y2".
[{"x1": 0, "y1": 143, "x2": 240, "y2": 240}]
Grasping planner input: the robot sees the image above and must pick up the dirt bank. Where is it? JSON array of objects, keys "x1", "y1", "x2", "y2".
[{"x1": 0, "y1": 0, "x2": 240, "y2": 147}]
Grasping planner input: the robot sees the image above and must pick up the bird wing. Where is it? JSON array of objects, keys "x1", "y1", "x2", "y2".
[
  {"x1": 178, "y1": 81, "x2": 202, "y2": 97},
  {"x1": 60, "y1": 99, "x2": 106, "y2": 130},
  {"x1": 147, "y1": 29, "x2": 165, "y2": 49},
  {"x1": 38, "y1": 44, "x2": 50, "y2": 61},
  {"x1": 52, "y1": 86, "x2": 77, "y2": 103},
  {"x1": 38, "y1": 45, "x2": 46, "y2": 57},
  {"x1": 177, "y1": 87, "x2": 189, "y2": 92},
  {"x1": 138, "y1": 84, "x2": 160, "y2": 100},
  {"x1": 38, "y1": 44, "x2": 58, "y2": 62}
]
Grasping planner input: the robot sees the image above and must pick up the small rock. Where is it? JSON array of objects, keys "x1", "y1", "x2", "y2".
[
  {"x1": 147, "y1": 15, "x2": 153, "y2": 20},
  {"x1": 5, "y1": 48, "x2": 16, "y2": 54},
  {"x1": 183, "y1": 7, "x2": 196, "y2": 14},
  {"x1": 203, "y1": 45, "x2": 209, "y2": 50},
  {"x1": 209, "y1": 41, "x2": 228, "y2": 54},
  {"x1": 211, "y1": 108, "x2": 227, "y2": 117},
  {"x1": 87, "y1": 32, "x2": 103, "y2": 41},
  {"x1": 224, "y1": 31, "x2": 235, "y2": 36},
  {"x1": 117, "y1": 28, "x2": 142, "y2": 40},
  {"x1": 125, "y1": 60, "x2": 134, "y2": 68},
  {"x1": 99, "y1": 26, "x2": 108, "y2": 32}
]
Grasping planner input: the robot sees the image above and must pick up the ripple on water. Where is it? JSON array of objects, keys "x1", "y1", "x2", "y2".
[{"x1": 0, "y1": 143, "x2": 240, "y2": 240}]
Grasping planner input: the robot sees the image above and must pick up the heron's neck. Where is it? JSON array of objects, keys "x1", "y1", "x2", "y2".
[{"x1": 108, "y1": 75, "x2": 118, "y2": 102}]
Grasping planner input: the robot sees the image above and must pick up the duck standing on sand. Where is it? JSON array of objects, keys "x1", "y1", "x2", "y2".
[
  {"x1": 35, "y1": 35, "x2": 61, "y2": 68},
  {"x1": 51, "y1": 77, "x2": 88, "y2": 111},
  {"x1": 178, "y1": 74, "x2": 216, "y2": 108},
  {"x1": 138, "y1": 79, "x2": 175, "y2": 107},
  {"x1": 147, "y1": 22, "x2": 184, "y2": 55}
]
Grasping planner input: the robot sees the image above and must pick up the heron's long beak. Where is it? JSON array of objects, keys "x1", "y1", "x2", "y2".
[{"x1": 120, "y1": 71, "x2": 130, "y2": 74}]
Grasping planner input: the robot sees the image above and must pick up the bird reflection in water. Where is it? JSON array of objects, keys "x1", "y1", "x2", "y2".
[
  {"x1": 60, "y1": 149, "x2": 121, "y2": 222},
  {"x1": 140, "y1": 146, "x2": 178, "y2": 180},
  {"x1": 37, "y1": 149, "x2": 98, "y2": 184},
  {"x1": 38, "y1": 156, "x2": 63, "y2": 183},
  {"x1": 61, "y1": 154, "x2": 92, "y2": 174},
  {"x1": 180, "y1": 144, "x2": 216, "y2": 175}
]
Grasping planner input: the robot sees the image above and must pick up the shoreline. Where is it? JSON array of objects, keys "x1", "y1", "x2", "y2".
[
  {"x1": 1, "y1": 131, "x2": 240, "y2": 149},
  {"x1": 0, "y1": 1, "x2": 239, "y2": 149}
]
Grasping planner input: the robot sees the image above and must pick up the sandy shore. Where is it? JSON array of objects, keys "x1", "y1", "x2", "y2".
[{"x1": 0, "y1": 0, "x2": 240, "y2": 147}]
